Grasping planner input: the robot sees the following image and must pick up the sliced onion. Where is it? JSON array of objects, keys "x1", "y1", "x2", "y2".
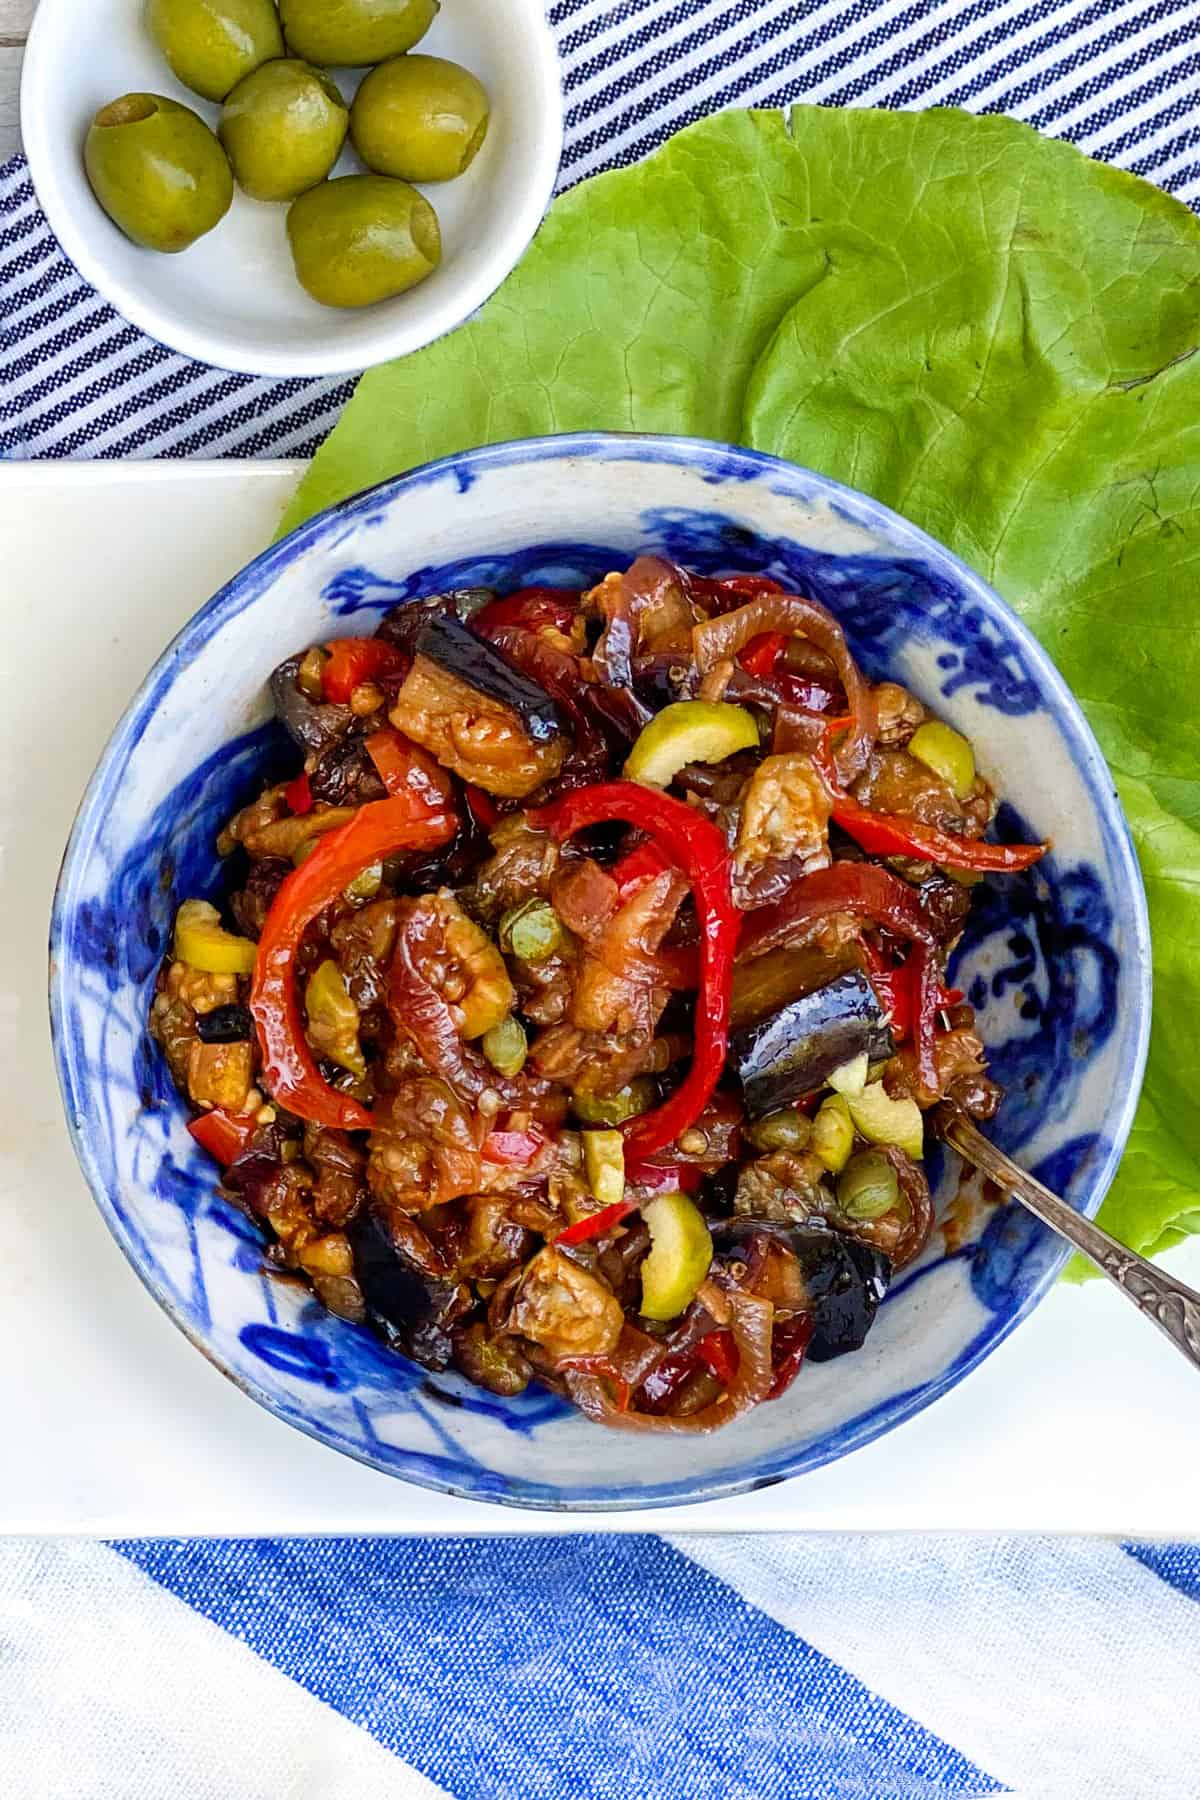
[
  {"x1": 878, "y1": 1144, "x2": 935, "y2": 1269},
  {"x1": 563, "y1": 1289, "x2": 775, "y2": 1434},
  {"x1": 694, "y1": 594, "x2": 876, "y2": 783}
]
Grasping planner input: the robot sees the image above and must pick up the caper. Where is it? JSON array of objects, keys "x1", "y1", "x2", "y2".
[
  {"x1": 745, "y1": 1108, "x2": 812, "y2": 1153},
  {"x1": 482, "y1": 1014, "x2": 527, "y2": 1077},
  {"x1": 837, "y1": 1150, "x2": 901, "y2": 1221},
  {"x1": 571, "y1": 1078, "x2": 655, "y2": 1126},
  {"x1": 499, "y1": 899, "x2": 563, "y2": 964}
]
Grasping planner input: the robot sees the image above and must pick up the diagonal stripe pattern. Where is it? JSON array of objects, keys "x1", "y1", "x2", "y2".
[
  {"x1": 3, "y1": 1535, "x2": 1199, "y2": 1798},
  {"x1": 2, "y1": 0, "x2": 1198, "y2": 461}
]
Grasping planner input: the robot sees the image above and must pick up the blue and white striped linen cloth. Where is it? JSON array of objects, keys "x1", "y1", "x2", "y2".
[
  {"x1": 4, "y1": 1536, "x2": 1200, "y2": 1796},
  {"x1": 4, "y1": 2, "x2": 1199, "y2": 1795}
]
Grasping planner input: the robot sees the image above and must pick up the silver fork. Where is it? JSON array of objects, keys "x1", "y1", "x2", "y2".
[{"x1": 940, "y1": 1110, "x2": 1200, "y2": 1374}]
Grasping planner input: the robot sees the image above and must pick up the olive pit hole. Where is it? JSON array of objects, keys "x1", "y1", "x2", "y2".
[{"x1": 95, "y1": 95, "x2": 159, "y2": 128}]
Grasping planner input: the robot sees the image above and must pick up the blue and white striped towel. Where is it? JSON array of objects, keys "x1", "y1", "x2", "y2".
[
  {"x1": 4, "y1": 1536, "x2": 1200, "y2": 1796},
  {"x1": 3, "y1": 2, "x2": 1199, "y2": 1795}
]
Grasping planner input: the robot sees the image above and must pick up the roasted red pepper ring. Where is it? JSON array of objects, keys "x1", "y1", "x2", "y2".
[
  {"x1": 532, "y1": 780, "x2": 739, "y2": 1159},
  {"x1": 250, "y1": 795, "x2": 456, "y2": 1131}
]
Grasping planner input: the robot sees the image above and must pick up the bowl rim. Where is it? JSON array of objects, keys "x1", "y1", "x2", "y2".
[
  {"x1": 48, "y1": 430, "x2": 1153, "y2": 1510},
  {"x1": 20, "y1": 0, "x2": 564, "y2": 378}
]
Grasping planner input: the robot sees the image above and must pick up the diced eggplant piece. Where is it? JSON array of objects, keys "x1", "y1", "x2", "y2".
[
  {"x1": 270, "y1": 653, "x2": 352, "y2": 753},
  {"x1": 308, "y1": 734, "x2": 387, "y2": 808},
  {"x1": 195, "y1": 1003, "x2": 253, "y2": 1044},
  {"x1": 392, "y1": 617, "x2": 566, "y2": 799},
  {"x1": 418, "y1": 616, "x2": 562, "y2": 743},
  {"x1": 790, "y1": 1226, "x2": 890, "y2": 1360},
  {"x1": 729, "y1": 970, "x2": 893, "y2": 1118},
  {"x1": 715, "y1": 1220, "x2": 891, "y2": 1362},
  {"x1": 375, "y1": 587, "x2": 497, "y2": 658},
  {"x1": 348, "y1": 1210, "x2": 471, "y2": 1371}
]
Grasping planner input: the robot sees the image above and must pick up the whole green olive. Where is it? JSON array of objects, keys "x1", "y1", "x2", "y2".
[
  {"x1": 220, "y1": 60, "x2": 348, "y2": 202},
  {"x1": 278, "y1": 0, "x2": 438, "y2": 67},
  {"x1": 84, "y1": 94, "x2": 234, "y2": 253},
  {"x1": 143, "y1": 0, "x2": 285, "y2": 103},
  {"x1": 286, "y1": 174, "x2": 440, "y2": 307},
  {"x1": 351, "y1": 54, "x2": 490, "y2": 182}
]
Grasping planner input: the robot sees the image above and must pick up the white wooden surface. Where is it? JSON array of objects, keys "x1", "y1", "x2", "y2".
[
  {"x1": 0, "y1": 0, "x2": 32, "y2": 163},
  {"x1": 3, "y1": 455, "x2": 1200, "y2": 1537}
]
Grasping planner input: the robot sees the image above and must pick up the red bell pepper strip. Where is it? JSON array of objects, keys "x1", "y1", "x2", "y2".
[
  {"x1": 321, "y1": 637, "x2": 408, "y2": 703},
  {"x1": 696, "y1": 1328, "x2": 739, "y2": 1388},
  {"x1": 250, "y1": 795, "x2": 456, "y2": 1131},
  {"x1": 560, "y1": 1356, "x2": 632, "y2": 1412},
  {"x1": 365, "y1": 727, "x2": 456, "y2": 811},
  {"x1": 767, "y1": 1312, "x2": 815, "y2": 1400},
  {"x1": 556, "y1": 1199, "x2": 639, "y2": 1246},
  {"x1": 831, "y1": 796, "x2": 1046, "y2": 873},
  {"x1": 611, "y1": 839, "x2": 679, "y2": 899},
  {"x1": 284, "y1": 772, "x2": 313, "y2": 816},
  {"x1": 474, "y1": 588, "x2": 579, "y2": 639},
  {"x1": 464, "y1": 785, "x2": 501, "y2": 830},
  {"x1": 624, "y1": 1159, "x2": 704, "y2": 1194},
  {"x1": 817, "y1": 723, "x2": 1046, "y2": 874},
  {"x1": 739, "y1": 631, "x2": 789, "y2": 676},
  {"x1": 482, "y1": 1127, "x2": 546, "y2": 1167},
  {"x1": 188, "y1": 1109, "x2": 259, "y2": 1166},
  {"x1": 532, "y1": 781, "x2": 740, "y2": 1160},
  {"x1": 861, "y1": 941, "x2": 963, "y2": 1041}
]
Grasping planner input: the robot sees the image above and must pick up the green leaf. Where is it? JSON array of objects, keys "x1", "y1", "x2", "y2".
[{"x1": 285, "y1": 106, "x2": 1200, "y2": 1264}]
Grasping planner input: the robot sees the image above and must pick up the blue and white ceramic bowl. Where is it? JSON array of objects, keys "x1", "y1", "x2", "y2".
[{"x1": 50, "y1": 433, "x2": 1151, "y2": 1510}]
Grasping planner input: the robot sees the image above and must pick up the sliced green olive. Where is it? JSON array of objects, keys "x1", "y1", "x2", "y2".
[
  {"x1": 908, "y1": 720, "x2": 976, "y2": 799},
  {"x1": 639, "y1": 1192, "x2": 713, "y2": 1322},
  {"x1": 846, "y1": 1081, "x2": 925, "y2": 1161},
  {"x1": 837, "y1": 1150, "x2": 901, "y2": 1220},
  {"x1": 582, "y1": 1130, "x2": 625, "y2": 1209},
  {"x1": 624, "y1": 700, "x2": 759, "y2": 788},
  {"x1": 343, "y1": 861, "x2": 383, "y2": 903},
  {"x1": 810, "y1": 1093, "x2": 855, "y2": 1172},
  {"x1": 174, "y1": 899, "x2": 256, "y2": 975},
  {"x1": 827, "y1": 1051, "x2": 868, "y2": 1097},
  {"x1": 305, "y1": 958, "x2": 365, "y2": 1079}
]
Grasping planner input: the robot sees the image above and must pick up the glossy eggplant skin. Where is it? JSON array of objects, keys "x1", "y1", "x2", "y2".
[
  {"x1": 729, "y1": 969, "x2": 893, "y2": 1118},
  {"x1": 715, "y1": 1220, "x2": 891, "y2": 1361},
  {"x1": 415, "y1": 615, "x2": 563, "y2": 743},
  {"x1": 269, "y1": 652, "x2": 351, "y2": 753},
  {"x1": 797, "y1": 1229, "x2": 891, "y2": 1361},
  {"x1": 349, "y1": 1210, "x2": 469, "y2": 1370},
  {"x1": 375, "y1": 587, "x2": 495, "y2": 659}
]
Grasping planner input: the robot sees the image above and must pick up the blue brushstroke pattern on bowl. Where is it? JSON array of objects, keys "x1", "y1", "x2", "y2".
[{"x1": 48, "y1": 433, "x2": 1151, "y2": 1510}]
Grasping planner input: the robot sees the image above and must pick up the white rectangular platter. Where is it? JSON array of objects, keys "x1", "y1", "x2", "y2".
[{"x1": 2, "y1": 457, "x2": 1196, "y2": 1536}]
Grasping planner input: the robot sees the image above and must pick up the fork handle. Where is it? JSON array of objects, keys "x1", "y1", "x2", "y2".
[{"x1": 944, "y1": 1115, "x2": 1200, "y2": 1375}]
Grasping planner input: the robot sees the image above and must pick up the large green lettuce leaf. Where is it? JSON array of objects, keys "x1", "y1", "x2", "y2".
[{"x1": 284, "y1": 107, "x2": 1200, "y2": 1266}]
